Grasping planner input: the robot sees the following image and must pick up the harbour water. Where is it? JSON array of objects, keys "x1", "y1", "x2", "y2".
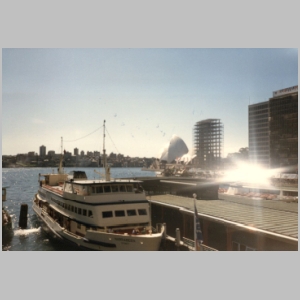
[{"x1": 2, "y1": 167, "x2": 156, "y2": 251}]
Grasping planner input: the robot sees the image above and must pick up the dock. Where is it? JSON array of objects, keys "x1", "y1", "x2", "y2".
[
  {"x1": 127, "y1": 175, "x2": 298, "y2": 251},
  {"x1": 148, "y1": 193, "x2": 298, "y2": 251}
]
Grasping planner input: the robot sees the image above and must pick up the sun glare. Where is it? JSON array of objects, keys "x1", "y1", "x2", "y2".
[{"x1": 222, "y1": 162, "x2": 274, "y2": 186}]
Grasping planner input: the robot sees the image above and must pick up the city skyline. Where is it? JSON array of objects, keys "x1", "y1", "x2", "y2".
[{"x1": 2, "y1": 48, "x2": 298, "y2": 158}]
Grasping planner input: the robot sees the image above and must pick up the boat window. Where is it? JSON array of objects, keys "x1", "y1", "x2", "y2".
[
  {"x1": 119, "y1": 185, "x2": 126, "y2": 192},
  {"x1": 78, "y1": 208, "x2": 82, "y2": 215},
  {"x1": 83, "y1": 209, "x2": 87, "y2": 216},
  {"x1": 115, "y1": 210, "x2": 125, "y2": 217},
  {"x1": 138, "y1": 209, "x2": 147, "y2": 215},
  {"x1": 74, "y1": 207, "x2": 77, "y2": 213},
  {"x1": 127, "y1": 209, "x2": 137, "y2": 216},
  {"x1": 93, "y1": 186, "x2": 103, "y2": 193},
  {"x1": 104, "y1": 185, "x2": 111, "y2": 193},
  {"x1": 111, "y1": 185, "x2": 119, "y2": 193},
  {"x1": 71, "y1": 206, "x2": 74, "y2": 212},
  {"x1": 88, "y1": 210, "x2": 93, "y2": 218},
  {"x1": 102, "y1": 211, "x2": 113, "y2": 218},
  {"x1": 126, "y1": 185, "x2": 133, "y2": 192}
]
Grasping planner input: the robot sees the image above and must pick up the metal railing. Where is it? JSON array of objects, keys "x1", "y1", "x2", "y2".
[{"x1": 182, "y1": 237, "x2": 218, "y2": 251}]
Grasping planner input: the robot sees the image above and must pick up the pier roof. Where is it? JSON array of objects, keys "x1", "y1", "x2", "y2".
[{"x1": 148, "y1": 193, "x2": 298, "y2": 241}]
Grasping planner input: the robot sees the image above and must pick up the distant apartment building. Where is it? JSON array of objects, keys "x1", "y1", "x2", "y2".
[
  {"x1": 193, "y1": 119, "x2": 223, "y2": 169},
  {"x1": 87, "y1": 151, "x2": 93, "y2": 157},
  {"x1": 39, "y1": 145, "x2": 46, "y2": 157},
  {"x1": 248, "y1": 85, "x2": 298, "y2": 170},
  {"x1": 74, "y1": 148, "x2": 79, "y2": 156},
  {"x1": 48, "y1": 150, "x2": 55, "y2": 156},
  {"x1": 28, "y1": 151, "x2": 35, "y2": 156}
]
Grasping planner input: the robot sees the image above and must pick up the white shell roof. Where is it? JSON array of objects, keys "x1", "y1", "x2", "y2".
[{"x1": 160, "y1": 135, "x2": 189, "y2": 163}]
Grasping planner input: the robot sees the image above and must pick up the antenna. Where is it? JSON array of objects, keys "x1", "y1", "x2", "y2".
[
  {"x1": 58, "y1": 137, "x2": 64, "y2": 174},
  {"x1": 103, "y1": 120, "x2": 106, "y2": 170}
]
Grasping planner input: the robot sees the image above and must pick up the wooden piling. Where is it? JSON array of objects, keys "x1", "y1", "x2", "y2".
[{"x1": 19, "y1": 204, "x2": 28, "y2": 229}]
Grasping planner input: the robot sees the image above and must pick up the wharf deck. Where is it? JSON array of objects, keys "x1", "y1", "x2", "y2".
[{"x1": 148, "y1": 193, "x2": 298, "y2": 241}]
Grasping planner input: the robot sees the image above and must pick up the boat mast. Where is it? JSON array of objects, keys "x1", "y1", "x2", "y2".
[
  {"x1": 103, "y1": 120, "x2": 111, "y2": 181},
  {"x1": 58, "y1": 137, "x2": 64, "y2": 174}
]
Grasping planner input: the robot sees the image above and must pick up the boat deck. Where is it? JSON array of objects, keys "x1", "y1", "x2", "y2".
[{"x1": 43, "y1": 185, "x2": 64, "y2": 196}]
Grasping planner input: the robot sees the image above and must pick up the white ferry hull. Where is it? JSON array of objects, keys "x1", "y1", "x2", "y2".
[{"x1": 33, "y1": 202, "x2": 164, "y2": 251}]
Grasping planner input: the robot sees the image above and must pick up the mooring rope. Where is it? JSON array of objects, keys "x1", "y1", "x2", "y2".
[{"x1": 64, "y1": 125, "x2": 104, "y2": 143}]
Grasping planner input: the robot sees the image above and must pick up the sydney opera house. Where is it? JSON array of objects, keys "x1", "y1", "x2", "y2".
[{"x1": 159, "y1": 135, "x2": 196, "y2": 164}]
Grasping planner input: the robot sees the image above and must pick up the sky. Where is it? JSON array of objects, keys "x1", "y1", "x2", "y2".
[{"x1": 2, "y1": 48, "x2": 298, "y2": 158}]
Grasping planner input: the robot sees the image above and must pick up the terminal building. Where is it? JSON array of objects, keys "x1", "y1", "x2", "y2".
[{"x1": 248, "y1": 85, "x2": 298, "y2": 170}]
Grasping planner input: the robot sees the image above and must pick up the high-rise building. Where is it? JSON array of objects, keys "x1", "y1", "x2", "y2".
[
  {"x1": 39, "y1": 145, "x2": 46, "y2": 157},
  {"x1": 248, "y1": 101, "x2": 270, "y2": 168},
  {"x1": 248, "y1": 85, "x2": 298, "y2": 170},
  {"x1": 269, "y1": 86, "x2": 298, "y2": 169},
  {"x1": 74, "y1": 148, "x2": 79, "y2": 156},
  {"x1": 193, "y1": 119, "x2": 223, "y2": 169}
]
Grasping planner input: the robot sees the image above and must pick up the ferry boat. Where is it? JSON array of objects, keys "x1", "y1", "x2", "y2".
[{"x1": 32, "y1": 121, "x2": 165, "y2": 251}]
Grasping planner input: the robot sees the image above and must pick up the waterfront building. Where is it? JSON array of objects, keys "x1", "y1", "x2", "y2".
[
  {"x1": 39, "y1": 145, "x2": 46, "y2": 157},
  {"x1": 138, "y1": 175, "x2": 297, "y2": 251},
  {"x1": 160, "y1": 135, "x2": 189, "y2": 163},
  {"x1": 74, "y1": 148, "x2": 79, "y2": 156},
  {"x1": 248, "y1": 85, "x2": 298, "y2": 170},
  {"x1": 193, "y1": 119, "x2": 223, "y2": 169}
]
